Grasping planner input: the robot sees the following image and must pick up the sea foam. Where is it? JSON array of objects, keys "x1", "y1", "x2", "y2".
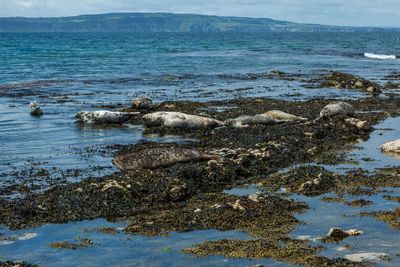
[{"x1": 364, "y1": 52, "x2": 396, "y2": 60}]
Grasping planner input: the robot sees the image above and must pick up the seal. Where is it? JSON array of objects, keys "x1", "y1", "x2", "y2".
[
  {"x1": 142, "y1": 112, "x2": 223, "y2": 129},
  {"x1": 318, "y1": 101, "x2": 355, "y2": 119},
  {"x1": 260, "y1": 110, "x2": 308, "y2": 122},
  {"x1": 112, "y1": 148, "x2": 216, "y2": 170},
  {"x1": 131, "y1": 96, "x2": 155, "y2": 112},
  {"x1": 224, "y1": 115, "x2": 282, "y2": 128},
  {"x1": 30, "y1": 101, "x2": 43, "y2": 117},
  {"x1": 75, "y1": 110, "x2": 140, "y2": 124}
]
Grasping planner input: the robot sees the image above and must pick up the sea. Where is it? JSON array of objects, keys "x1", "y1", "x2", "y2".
[{"x1": 0, "y1": 32, "x2": 399, "y2": 266}]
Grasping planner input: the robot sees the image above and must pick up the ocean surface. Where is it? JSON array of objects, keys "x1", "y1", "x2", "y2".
[{"x1": 0, "y1": 32, "x2": 399, "y2": 266}]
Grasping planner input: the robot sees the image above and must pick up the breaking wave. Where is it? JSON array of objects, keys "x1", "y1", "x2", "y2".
[{"x1": 364, "y1": 52, "x2": 397, "y2": 60}]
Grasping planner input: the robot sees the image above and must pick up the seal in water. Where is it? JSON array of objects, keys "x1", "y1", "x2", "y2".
[
  {"x1": 30, "y1": 101, "x2": 43, "y2": 117},
  {"x1": 131, "y1": 96, "x2": 154, "y2": 112},
  {"x1": 75, "y1": 111, "x2": 139, "y2": 124},
  {"x1": 318, "y1": 102, "x2": 355, "y2": 119},
  {"x1": 112, "y1": 148, "x2": 216, "y2": 170},
  {"x1": 224, "y1": 115, "x2": 283, "y2": 128},
  {"x1": 260, "y1": 110, "x2": 308, "y2": 122},
  {"x1": 142, "y1": 112, "x2": 223, "y2": 129}
]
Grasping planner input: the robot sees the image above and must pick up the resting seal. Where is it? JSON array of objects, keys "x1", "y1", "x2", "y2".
[
  {"x1": 142, "y1": 111, "x2": 222, "y2": 129},
  {"x1": 30, "y1": 101, "x2": 43, "y2": 117},
  {"x1": 113, "y1": 148, "x2": 216, "y2": 170},
  {"x1": 224, "y1": 115, "x2": 282, "y2": 128},
  {"x1": 131, "y1": 96, "x2": 155, "y2": 112},
  {"x1": 318, "y1": 102, "x2": 354, "y2": 119},
  {"x1": 260, "y1": 110, "x2": 307, "y2": 122},
  {"x1": 75, "y1": 110, "x2": 139, "y2": 124}
]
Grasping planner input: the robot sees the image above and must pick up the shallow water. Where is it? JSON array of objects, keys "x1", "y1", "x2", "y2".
[{"x1": 1, "y1": 32, "x2": 400, "y2": 265}]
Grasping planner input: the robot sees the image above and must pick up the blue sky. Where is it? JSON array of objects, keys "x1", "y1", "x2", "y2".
[{"x1": 1, "y1": 0, "x2": 400, "y2": 27}]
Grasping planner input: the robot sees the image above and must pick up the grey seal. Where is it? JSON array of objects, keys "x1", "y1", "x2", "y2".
[
  {"x1": 142, "y1": 111, "x2": 222, "y2": 129},
  {"x1": 112, "y1": 148, "x2": 216, "y2": 170}
]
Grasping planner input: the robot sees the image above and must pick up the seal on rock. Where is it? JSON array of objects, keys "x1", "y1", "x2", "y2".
[
  {"x1": 112, "y1": 148, "x2": 216, "y2": 170},
  {"x1": 75, "y1": 110, "x2": 139, "y2": 124},
  {"x1": 224, "y1": 115, "x2": 283, "y2": 128},
  {"x1": 30, "y1": 101, "x2": 43, "y2": 117},
  {"x1": 260, "y1": 110, "x2": 308, "y2": 122},
  {"x1": 131, "y1": 96, "x2": 154, "y2": 112},
  {"x1": 318, "y1": 102, "x2": 355, "y2": 119},
  {"x1": 142, "y1": 112, "x2": 223, "y2": 129},
  {"x1": 327, "y1": 227, "x2": 363, "y2": 240}
]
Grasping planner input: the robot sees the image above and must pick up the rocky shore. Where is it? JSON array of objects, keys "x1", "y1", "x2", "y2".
[{"x1": 1, "y1": 71, "x2": 400, "y2": 266}]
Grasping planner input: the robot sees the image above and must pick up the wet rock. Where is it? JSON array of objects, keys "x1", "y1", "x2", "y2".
[
  {"x1": 30, "y1": 101, "x2": 43, "y2": 116},
  {"x1": 143, "y1": 111, "x2": 222, "y2": 129},
  {"x1": 345, "y1": 252, "x2": 390, "y2": 263},
  {"x1": 344, "y1": 118, "x2": 372, "y2": 131},
  {"x1": 381, "y1": 139, "x2": 400, "y2": 154},
  {"x1": 131, "y1": 96, "x2": 154, "y2": 111},
  {"x1": 75, "y1": 110, "x2": 139, "y2": 124},
  {"x1": 318, "y1": 101, "x2": 355, "y2": 119},
  {"x1": 0, "y1": 261, "x2": 38, "y2": 267},
  {"x1": 260, "y1": 110, "x2": 308, "y2": 122},
  {"x1": 327, "y1": 227, "x2": 363, "y2": 240},
  {"x1": 322, "y1": 71, "x2": 381, "y2": 94},
  {"x1": 168, "y1": 184, "x2": 188, "y2": 201},
  {"x1": 112, "y1": 148, "x2": 216, "y2": 170}
]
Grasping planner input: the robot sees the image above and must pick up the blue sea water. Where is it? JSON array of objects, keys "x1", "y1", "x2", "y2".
[{"x1": 0, "y1": 32, "x2": 399, "y2": 266}]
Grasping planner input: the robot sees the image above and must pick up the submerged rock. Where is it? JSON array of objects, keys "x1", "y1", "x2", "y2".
[
  {"x1": 30, "y1": 101, "x2": 43, "y2": 117},
  {"x1": 327, "y1": 227, "x2": 363, "y2": 240},
  {"x1": 131, "y1": 96, "x2": 154, "y2": 111},
  {"x1": 318, "y1": 101, "x2": 355, "y2": 119},
  {"x1": 142, "y1": 111, "x2": 222, "y2": 129},
  {"x1": 381, "y1": 139, "x2": 400, "y2": 154},
  {"x1": 345, "y1": 252, "x2": 390, "y2": 263},
  {"x1": 112, "y1": 148, "x2": 216, "y2": 170},
  {"x1": 322, "y1": 71, "x2": 381, "y2": 94},
  {"x1": 75, "y1": 110, "x2": 139, "y2": 124}
]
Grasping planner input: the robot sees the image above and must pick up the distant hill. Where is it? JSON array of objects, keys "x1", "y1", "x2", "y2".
[{"x1": 0, "y1": 13, "x2": 397, "y2": 33}]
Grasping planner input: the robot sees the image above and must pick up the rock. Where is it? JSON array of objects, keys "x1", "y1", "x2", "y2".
[
  {"x1": 327, "y1": 227, "x2": 363, "y2": 239},
  {"x1": 345, "y1": 252, "x2": 390, "y2": 262},
  {"x1": 229, "y1": 199, "x2": 246, "y2": 211},
  {"x1": 131, "y1": 96, "x2": 154, "y2": 111},
  {"x1": 260, "y1": 110, "x2": 308, "y2": 122},
  {"x1": 142, "y1": 112, "x2": 222, "y2": 129},
  {"x1": 75, "y1": 110, "x2": 139, "y2": 124},
  {"x1": 322, "y1": 71, "x2": 381, "y2": 94},
  {"x1": 318, "y1": 102, "x2": 355, "y2": 119},
  {"x1": 344, "y1": 118, "x2": 372, "y2": 131},
  {"x1": 297, "y1": 173, "x2": 336, "y2": 196},
  {"x1": 30, "y1": 101, "x2": 43, "y2": 116},
  {"x1": 112, "y1": 148, "x2": 216, "y2": 170},
  {"x1": 224, "y1": 115, "x2": 282, "y2": 128},
  {"x1": 381, "y1": 139, "x2": 400, "y2": 153},
  {"x1": 168, "y1": 184, "x2": 188, "y2": 201}
]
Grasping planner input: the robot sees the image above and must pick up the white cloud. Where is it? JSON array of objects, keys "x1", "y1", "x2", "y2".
[{"x1": 0, "y1": 0, "x2": 399, "y2": 27}]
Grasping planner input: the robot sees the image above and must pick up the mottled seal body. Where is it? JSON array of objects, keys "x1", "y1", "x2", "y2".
[
  {"x1": 131, "y1": 96, "x2": 154, "y2": 111},
  {"x1": 75, "y1": 111, "x2": 139, "y2": 124},
  {"x1": 381, "y1": 139, "x2": 400, "y2": 153},
  {"x1": 260, "y1": 110, "x2": 308, "y2": 122},
  {"x1": 318, "y1": 102, "x2": 355, "y2": 119},
  {"x1": 142, "y1": 112, "x2": 222, "y2": 129},
  {"x1": 113, "y1": 148, "x2": 215, "y2": 170},
  {"x1": 224, "y1": 115, "x2": 282, "y2": 128},
  {"x1": 30, "y1": 101, "x2": 43, "y2": 117}
]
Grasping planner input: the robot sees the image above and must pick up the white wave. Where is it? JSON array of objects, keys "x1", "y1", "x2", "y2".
[{"x1": 364, "y1": 52, "x2": 396, "y2": 60}]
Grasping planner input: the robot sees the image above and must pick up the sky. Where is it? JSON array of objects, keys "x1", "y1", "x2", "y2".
[{"x1": 1, "y1": 0, "x2": 400, "y2": 27}]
